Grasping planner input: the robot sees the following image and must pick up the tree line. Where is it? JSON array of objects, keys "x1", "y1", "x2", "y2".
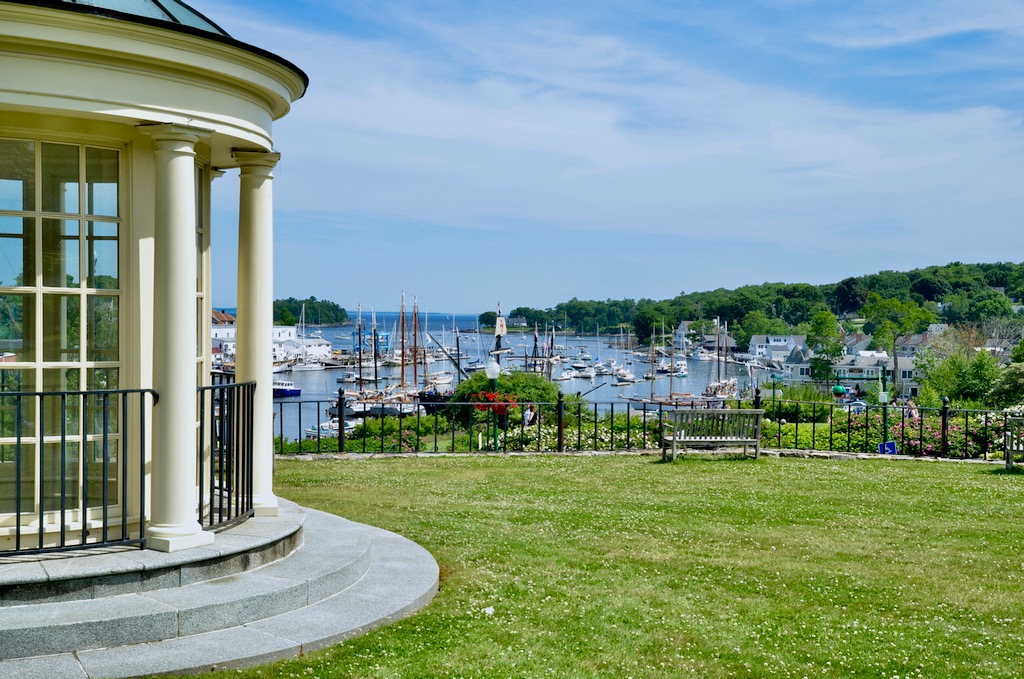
[
  {"x1": 273, "y1": 297, "x2": 349, "y2": 326},
  {"x1": 481, "y1": 260, "x2": 1023, "y2": 348}
]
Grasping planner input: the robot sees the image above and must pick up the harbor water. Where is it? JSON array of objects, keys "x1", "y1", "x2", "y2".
[{"x1": 272, "y1": 318, "x2": 768, "y2": 441}]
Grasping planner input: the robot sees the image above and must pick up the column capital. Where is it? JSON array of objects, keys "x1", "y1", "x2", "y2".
[
  {"x1": 232, "y1": 150, "x2": 281, "y2": 171},
  {"x1": 138, "y1": 123, "x2": 211, "y2": 146}
]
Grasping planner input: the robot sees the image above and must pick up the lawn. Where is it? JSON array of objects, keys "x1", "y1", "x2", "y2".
[{"x1": 207, "y1": 455, "x2": 1024, "y2": 678}]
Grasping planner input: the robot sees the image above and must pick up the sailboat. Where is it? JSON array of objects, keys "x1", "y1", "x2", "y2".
[{"x1": 291, "y1": 303, "x2": 324, "y2": 371}]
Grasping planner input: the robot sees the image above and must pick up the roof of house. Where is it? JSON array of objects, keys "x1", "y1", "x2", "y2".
[{"x1": 212, "y1": 309, "x2": 236, "y2": 324}]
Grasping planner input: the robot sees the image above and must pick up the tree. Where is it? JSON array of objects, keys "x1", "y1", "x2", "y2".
[
  {"x1": 807, "y1": 310, "x2": 844, "y2": 383},
  {"x1": 273, "y1": 297, "x2": 348, "y2": 325},
  {"x1": 989, "y1": 363, "x2": 1024, "y2": 408},
  {"x1": 1011, "y1": 339, "x2": 1024, "y2": 365},
  {"x1": 861, "y1": 293, "x2": 935, "y2": 395},
  {"x1": 967, "y1": 288, "x2": 1014, "y2": 323},
  {"x1": 910, "y1": 274, "x2": 951, "y2": 301},
  {"x1": 478, "y1": 311, "x2": 497, "y2": 327},
  {"x1": 447, "y1": 370, "x2": 561, "y2": 426},
  {"x1": 921, "y1": 350, "x2": 999, "y2": 406},
  {"x1": 509, "y1": 306, "x2": 551, "y2": 328},
  {"x1": 833, "y1": 277, "x2": 869, "y2": 315},
  {"x1": 632, "y1": 306, "x2": 659, "y2": 345}
]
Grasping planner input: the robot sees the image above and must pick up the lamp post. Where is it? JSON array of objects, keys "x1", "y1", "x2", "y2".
[{"x1": 484, "y1": 359, "x2": 501, "y2": 452}]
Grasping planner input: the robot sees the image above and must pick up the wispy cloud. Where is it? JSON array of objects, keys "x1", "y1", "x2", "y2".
[{"x1": 196, "y1": 0, "x2": 1024, "y2": 309}]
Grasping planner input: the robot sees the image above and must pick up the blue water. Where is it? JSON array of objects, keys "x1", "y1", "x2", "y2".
[{"x1": 272, "y1": 327, "x2": 766, "y2": 441}]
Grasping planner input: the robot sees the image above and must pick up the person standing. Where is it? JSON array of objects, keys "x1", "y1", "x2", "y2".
[{"x1": 524, "y1": 404, "x2": 537, "y2": 426}]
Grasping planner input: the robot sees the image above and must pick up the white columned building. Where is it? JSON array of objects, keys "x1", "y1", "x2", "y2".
[
  {"x1": 146, "y1": 124, "x2": 214, "y2": 551},
  {"x1": 0, "y1": 0, "x2": 306, "y2": 552},
  {"x1": 234, "y1": 151, "x2": 281, "y2": 517}
]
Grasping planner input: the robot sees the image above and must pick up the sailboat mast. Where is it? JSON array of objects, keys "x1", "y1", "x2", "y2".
[
  {"x1": 668, "y1": 319, "x2": 675, "y2": 398},
  {"x1": 412, "y1": 299, "x2": 420, "y2": 388},
  {"x1": 372, "y1": 307, "x2": 379, "y2": 384},
  {"x1": 357, "y1": 304, "x2": 363, "y2": 384},
  {"x1": 400, "y1": 293, "x2": 407, "y2": 391}
]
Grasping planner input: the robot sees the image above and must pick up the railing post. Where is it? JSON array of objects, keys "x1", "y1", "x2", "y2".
[
  {"x1": 941, "y1": 396, "x2": 950, "y2": 458},
  {"x1": 338, "y1": 392, "x2": 346, "y2": 453},
  {"x1": 557, "y1": 393, "x2": 565, "y2": 452},
  {"x1": 1005, "y1": 415, "x2": 1016, "y2": 471},
  {"x1": 753, "y1": 387, "x2": 761, "y2": 410}
]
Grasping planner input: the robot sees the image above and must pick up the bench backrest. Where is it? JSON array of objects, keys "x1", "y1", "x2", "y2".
[{"x1": 668, "y1": 409, "x2": 764, "y2": 439}]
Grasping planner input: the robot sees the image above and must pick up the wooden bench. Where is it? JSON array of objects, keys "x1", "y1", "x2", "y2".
[{"x1": 662, "y1": 408, "x2": 765, "y2": 461}]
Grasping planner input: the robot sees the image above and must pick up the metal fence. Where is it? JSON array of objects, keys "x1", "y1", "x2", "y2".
[
  {"x1": 198, "y1": 379, "x2": 256, "y2": 531},
  {"x1": 276, "y1": 392, "x2": 1023, "y2": 461},
  {"x1": 276, "y1": 393, "x2": 674, "y2": 454},
  {"x1": 0, "y1": 388, "x2": 157, "y2": 555},
  {"x1": 755, "y1": 394, "x2": 1018, "y2": 460}
]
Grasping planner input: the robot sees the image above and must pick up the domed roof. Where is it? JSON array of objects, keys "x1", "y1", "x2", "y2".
[
  {"x1": 3, "y1": 0, "x2": 308, "y2": 91},
  {"x1": 8, "y1": 0, "x2": 229, "y2": 37}
]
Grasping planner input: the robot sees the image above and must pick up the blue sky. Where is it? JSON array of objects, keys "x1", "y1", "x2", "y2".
[{"x1": 195, "y1": 0, "x2": 1024, "y2": 315}]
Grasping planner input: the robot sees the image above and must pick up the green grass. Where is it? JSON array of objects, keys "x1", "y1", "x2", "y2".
[{"x1": 206, "y1": 456, "x2": 1024, "y2": 678}]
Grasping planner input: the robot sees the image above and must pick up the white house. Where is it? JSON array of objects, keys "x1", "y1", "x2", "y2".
[{"x1": 748, "y1": 335, "x2": 806, "y2": 363}]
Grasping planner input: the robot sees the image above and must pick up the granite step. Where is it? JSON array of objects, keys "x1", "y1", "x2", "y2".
[
  {"x1": 0, "y1": 501, "x2": 306, "y2": 608},
  {"x1": 0, "y1": 509, "x2": 439, "y2": 677}
]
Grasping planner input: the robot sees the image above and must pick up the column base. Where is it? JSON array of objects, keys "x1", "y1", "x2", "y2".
[
  {"x1": 253, "y1": 492, "x2": 279, "y2": 517},
  {"x1": 147, "y1": 524, "x2": 216, "y2": 553}
]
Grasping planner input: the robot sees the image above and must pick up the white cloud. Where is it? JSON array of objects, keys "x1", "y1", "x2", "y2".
[{"x1": 199, "y1": 0, "x2": 1024, "y2": 309}]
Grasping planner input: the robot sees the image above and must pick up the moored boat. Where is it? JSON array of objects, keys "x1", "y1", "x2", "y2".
[{"x1": 273, "y1": 380, "x2": 301, "y2": 398}]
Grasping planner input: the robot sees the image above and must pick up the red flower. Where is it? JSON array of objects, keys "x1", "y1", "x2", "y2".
[{"x1": 470, "y1": 390, "x2": 518, "y2": 415}]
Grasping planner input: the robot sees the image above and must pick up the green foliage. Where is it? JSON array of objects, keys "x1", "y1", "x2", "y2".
[
  {"x1": 447, "y1": 370, "x2": 562, "y2": 426},
  {"x1": 988, "y1": 363, "x2": 1024, "y2": 408},
  {"x1": 477, "y1": 311, "x2": 497, "y2": 327},
  {"x1": 632, "y1": 304, "x2": 660, "y2": 344},
  {"x1": 477, "y1": 261, "x2": 1024, "y2": 350},
  {"x1": 761, "y1": 397, "x2": 831, "y2": 425},
  {"x1": 923, "y1": 350, "x2": 1001, "y2": 406},
  {"x1": 274, "y1": 297, "x2": 348, "y2": 325},
  {"x1": 807, "y1": 310, "x2": 843, "y2": 382},
  {"x1": 968, "y1": 288, "x2": 1014, "y2": 322},
  {"x1": 762, "y1": 407, "x2": 1008, "y2": 459}
]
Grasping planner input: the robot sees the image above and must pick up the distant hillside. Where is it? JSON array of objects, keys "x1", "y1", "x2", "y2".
[{"x1": 504, "y1": 260, "x2": 1023, "y2": 344}]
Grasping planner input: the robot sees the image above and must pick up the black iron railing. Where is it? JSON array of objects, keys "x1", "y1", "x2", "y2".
[
  {"x1": 275, "y1": 394, "x2": 673, "y2": 454},
  {"x1": 275, "y1": 391, "x2": 1022, "y2": 461},
  {"x1": 0, "y1": 388, "x2": 157, "y2": 555},
  {"x1": 197, "y1": 379, "x2": 255, "y2": 531}
]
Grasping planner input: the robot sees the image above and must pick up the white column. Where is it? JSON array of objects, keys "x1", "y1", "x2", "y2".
[
  {"x1": 144, "y1": 124, "x2": 214, "y2": 552},
  {"x1": 234, "y1": 151, "x2": 281, "y2": 517}
]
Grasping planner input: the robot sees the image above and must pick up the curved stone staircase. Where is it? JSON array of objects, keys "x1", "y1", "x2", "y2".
[{"x1": 0, "y1": 500, "x2": 439, "y2": 678}]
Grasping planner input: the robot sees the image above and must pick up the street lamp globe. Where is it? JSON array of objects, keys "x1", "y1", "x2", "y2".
[{"x1": 484, "y1": 360, "x2": 501, "y2": 381}]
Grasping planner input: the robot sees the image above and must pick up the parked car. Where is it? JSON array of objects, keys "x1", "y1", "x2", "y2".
[{"x1": 841, "y1": 400, "x2": 868, "y2": 413}]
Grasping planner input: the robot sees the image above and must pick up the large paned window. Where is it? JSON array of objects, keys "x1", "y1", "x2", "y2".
[{"x1": 0, "y1": 137, "x2": 122, "y2": 524}]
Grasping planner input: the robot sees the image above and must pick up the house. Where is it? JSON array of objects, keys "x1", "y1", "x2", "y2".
[
  {"x1": 897, "y1": 325, "x2": 947, "y2": 357},
  {"x1": 748, "y1": 334, "x2": 806, "y2": 363},
  {"x1": 212, "y1": 309, "x2": 237, "y2": 325},
  {"x1": 783, "y1": 348, "x2": 922, "y2": 398},
  {"x1": 842, "y1": 332, "x2": 873, "y2": 356}
]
